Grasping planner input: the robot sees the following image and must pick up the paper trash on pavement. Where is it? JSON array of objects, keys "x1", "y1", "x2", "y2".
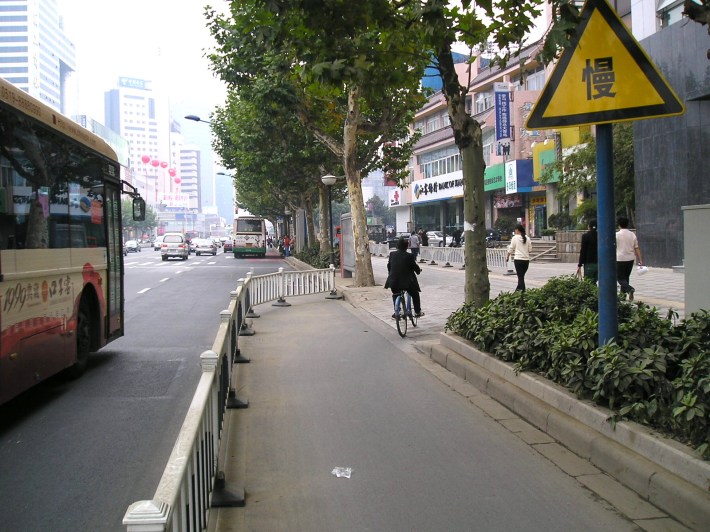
[{"x1": 331, "y1": 467, "x2": 352, "y2": 478}]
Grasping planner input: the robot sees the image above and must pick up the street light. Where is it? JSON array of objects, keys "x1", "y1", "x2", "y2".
[
  {"x1": 184, "y1": 115, "x2": 212, "y2": 125},
  {"x1": 321, "y1": 174, "x2": 337, "y2": 268}
]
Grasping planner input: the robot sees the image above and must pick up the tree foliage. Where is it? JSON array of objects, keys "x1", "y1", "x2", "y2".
[
  {"x1": 206, "y1": 0, "x2": 430, "y2": 286},
  {"x1": 539, "y1": 123, "x2": 636, "y2": 225},
  {"x1": 122, "y1": 198, "x2": 157, "y2": 238}
]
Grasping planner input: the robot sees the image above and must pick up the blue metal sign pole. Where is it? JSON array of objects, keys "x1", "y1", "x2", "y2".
[{"x1": 596, "y1": 123, "x2": 617, "y2": 344}]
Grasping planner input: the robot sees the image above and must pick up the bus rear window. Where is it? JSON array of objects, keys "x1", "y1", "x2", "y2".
[{"x1": 236, "y1": 219, "x2": 263, "y2": 233}]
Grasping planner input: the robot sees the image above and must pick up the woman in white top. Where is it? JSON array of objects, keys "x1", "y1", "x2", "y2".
[{"x1": 506, "y1": 224, "x2": 533, "y2": 292}]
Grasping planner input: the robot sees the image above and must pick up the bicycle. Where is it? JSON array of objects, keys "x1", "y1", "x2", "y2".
[{"x1": 393, "y1": 289, "x2": 417, "y2": 338}]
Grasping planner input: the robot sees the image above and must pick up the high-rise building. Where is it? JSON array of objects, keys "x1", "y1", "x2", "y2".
[
  {"x1": 104, "y1": 76, "x2": 178, "y2": 206},
  {"x1": 0, "y1": 0, "x2": 75, "y2": 112},
  {"x1": 179, "y1": 145, "x2": 201, "y2": 211}
]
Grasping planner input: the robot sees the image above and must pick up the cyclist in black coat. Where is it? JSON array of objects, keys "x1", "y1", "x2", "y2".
[{"x1": 384, "y1": 237, "x2": 424, "y2": 317}]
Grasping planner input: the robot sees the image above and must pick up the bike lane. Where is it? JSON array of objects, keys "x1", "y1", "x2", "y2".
[{"x1": 211, "y1": 290, "x2": 638, "y2": 531}]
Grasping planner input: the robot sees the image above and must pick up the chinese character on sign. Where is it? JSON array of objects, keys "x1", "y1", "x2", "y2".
[{"x1": 582, "y1": 57, "x2": 616, "y2": 100}]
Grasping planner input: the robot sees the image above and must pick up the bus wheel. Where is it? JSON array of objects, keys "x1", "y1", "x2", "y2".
[{"x1": 66, "y1": 300, "x2": 91, "y2": 379}]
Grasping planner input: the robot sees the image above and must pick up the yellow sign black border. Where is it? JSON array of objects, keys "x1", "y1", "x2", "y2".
[{"x1": 526, "y1": 0, "x2": 684, "y2": 129}]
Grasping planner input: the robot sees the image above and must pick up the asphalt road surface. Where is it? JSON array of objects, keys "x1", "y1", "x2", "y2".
[{"x1": 0, "y1": 248, "x2": 284, "y2": 531}]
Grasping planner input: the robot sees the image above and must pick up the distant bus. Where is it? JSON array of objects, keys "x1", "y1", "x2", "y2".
[
  {"x1": 232, "y1": 215, "x2": 266, "y2": 258},
  {"x1": 0, "y1": 77, "x2": 144, "y2": 404}
]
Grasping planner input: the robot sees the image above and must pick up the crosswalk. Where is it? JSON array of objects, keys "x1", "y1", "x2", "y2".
[{"x1": 123, "y1": 254, "x2": 233, "y2": 268}]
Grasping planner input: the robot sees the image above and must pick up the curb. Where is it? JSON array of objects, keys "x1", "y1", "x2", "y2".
[{"x1": 419, "y1": 332, "x2": 710, "y2": 531}]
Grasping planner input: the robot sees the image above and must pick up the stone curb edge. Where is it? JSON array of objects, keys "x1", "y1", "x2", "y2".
[{"x1": 420, "y1": 332, "x2": 710, "y2": 531}]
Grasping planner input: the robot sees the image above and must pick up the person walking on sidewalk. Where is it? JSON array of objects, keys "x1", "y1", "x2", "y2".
[
  {"x1": 577, "y1": 219, "x2": 598, "y2": 283},
  {"x1": 385, "y1": 237, "x2": 424, "y2": 317},
  {"x1": 408, "y1": 230, "x2": 420, "y2": 261},
  {"x1": 506, "y1": 224, "x2": 532, "y2": 292},
  {"x1": 616, "y1": 217, "x2": 643, "y2": 301}
]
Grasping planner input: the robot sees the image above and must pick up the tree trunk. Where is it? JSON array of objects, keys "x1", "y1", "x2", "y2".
[
  {"x1": 437, "y1": 46, "x2": 490, "y2": 306},
  {"x1": 304, "y1": 195, "x2": 316, "y2": 248},
  {"x1": 26, "y1": 196, "x2": 49, "y2": 249},
  {"x1": 319, "y1": 185, "x2": 330, "y2": 253},
  {"x1": 344, "y1": 86, "x2": 375, "y2": 287},
  {"x1": 460, "y1": 141, "x2": 490, "y2": 305}
]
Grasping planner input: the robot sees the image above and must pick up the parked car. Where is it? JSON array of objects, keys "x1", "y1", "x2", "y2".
[
  {"x1": 223, "y1": 240, "x2": 233, "y2": 253},
  {"x1": 153, "y1": 236, "x2": 164, "y2": 251},
  {"x1": 193, "y1": 238, "x2": 217, "y2": 256},
  {"x1": 383, "y1": 232, "x2": 411, "y2": 249},
  {"x1": 160, "y1": 233, "x2": 189, "y2": 261},
  {"x1": 125, "y1": 239, "x2": 141, "y2": 253},
  {"x1": 426, "y1": 231, "x2": 452, "y2": 247}
]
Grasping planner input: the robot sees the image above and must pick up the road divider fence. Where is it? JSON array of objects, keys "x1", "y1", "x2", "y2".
[
  {"x1": 123, "y1": 266, "x2": 338, "y2": 531},
  {"x1": 369, "y1": 242, "x2": 510, "y2": 271}
]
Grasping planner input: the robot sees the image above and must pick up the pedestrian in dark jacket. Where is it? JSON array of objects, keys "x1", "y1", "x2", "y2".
[
  {"x1": 577, "y1": 219, "x2": 598, "y2": 283},
  {"x1": 384, "y1": 237, "x2": 424, "y2": 317}
]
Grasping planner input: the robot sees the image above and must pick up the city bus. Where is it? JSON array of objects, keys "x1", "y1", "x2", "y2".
[
  {"x1": 232, "y1": 215, "x2": 266, "y2": 258},
  {"x1": 0, "y1": 77, "x2": 145, "y2": 404}
]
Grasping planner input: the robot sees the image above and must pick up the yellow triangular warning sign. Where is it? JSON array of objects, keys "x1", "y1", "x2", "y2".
[{"x1": 526, "y1": 0, "x2": 684, "y2": 129}]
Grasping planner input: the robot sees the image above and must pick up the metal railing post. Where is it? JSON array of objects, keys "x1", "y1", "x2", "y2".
[
  {"x1": 325, "y1": 264, "x2": 342, "y2": 299},
  {"x1": 273, "y1": 267, "x2": 291, "y2": 307},
  {"x1": 244, "y1": 271, "x2": 261, "y2": 318}
]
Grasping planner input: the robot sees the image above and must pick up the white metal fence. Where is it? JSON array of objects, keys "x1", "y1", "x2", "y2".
[
  {"x1": 122, "y1": 266, "x2": 337, "y2": 531},
  {"x1": 369, "y1": 243, "x2": 511, "y2": 271}
]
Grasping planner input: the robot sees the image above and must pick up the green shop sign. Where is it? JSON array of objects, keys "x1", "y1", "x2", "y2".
[
  {"x1": 484, "y1": 163, "x2": 505, "y2": 191},
  {"x1": 538, "y1": 149, "x2": 560, "y2": 183}
]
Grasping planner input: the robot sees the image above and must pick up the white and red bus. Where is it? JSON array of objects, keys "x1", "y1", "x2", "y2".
[
  {"x1": 232, "y1": 215, "x2": 266, "y2": 258},
  {"x1": 0, "y1": 77, "x2": 144, "y2": 404}
]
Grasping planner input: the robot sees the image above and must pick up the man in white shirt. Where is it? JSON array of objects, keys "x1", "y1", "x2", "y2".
[
  {"x1": 616, "y1": 217, "x2": 643, "y2": 301},
  {"x1": 408, "y1": 231, "x2": 420, "y2": 261}
]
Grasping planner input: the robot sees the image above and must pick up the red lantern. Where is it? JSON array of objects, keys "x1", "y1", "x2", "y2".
[
  {"x1": 141, "y1": 155, "x2": 150, "y2": 164},
  {"x1": 168, "y1": 168, "x2": 176, "y2": 176},
  {"x1": 160, "y1": 161, "x2": 168, "y2": 168},
  {"x1": 174, "y1": 177, "x2": 181, "y2": 184},
  {"x1": 151, "y1": 159, "x2": 160, "y2": 167}
]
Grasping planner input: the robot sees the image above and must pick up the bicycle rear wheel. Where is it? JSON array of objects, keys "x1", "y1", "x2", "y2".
[{"x1": 395, "y1": 294, "x2": 407, "y2": 338}]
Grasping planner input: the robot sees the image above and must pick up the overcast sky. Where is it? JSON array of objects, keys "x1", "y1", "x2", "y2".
[{"x1": 58, "y1": 0, "x2": 229, "y2": 121}]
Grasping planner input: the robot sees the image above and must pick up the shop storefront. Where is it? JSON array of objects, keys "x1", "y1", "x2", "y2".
[{"x1": 411, "y1": 172, "x2": 464, "y2": 237}]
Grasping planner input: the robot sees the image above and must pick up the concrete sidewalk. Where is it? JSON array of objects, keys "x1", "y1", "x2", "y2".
[
  {"x1": 326, "y1": 256, "x2": 710, "y2": 531},
  {"x1": 208, "y1": 254, "x2": 708, "y2": 531}
]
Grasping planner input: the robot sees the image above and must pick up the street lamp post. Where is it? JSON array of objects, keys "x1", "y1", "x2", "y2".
[
  {"x1": 321, "y1": 174, "x2": 337, "y2": 267},
  {"x1": 184, "y1": 115, "x2": 213, "y2": 125}
]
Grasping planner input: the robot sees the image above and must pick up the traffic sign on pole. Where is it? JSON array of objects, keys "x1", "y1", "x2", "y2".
[{"x1": 526, "y1": 0, "x2": 684, "y2": 129}]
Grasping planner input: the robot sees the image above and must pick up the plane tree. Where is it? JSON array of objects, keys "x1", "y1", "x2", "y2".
[
  {"x1": 211, "y1": 84, "x2": 342, "y2": 249},
  {"x1": 206, "y1": 1, "x2": 429, "y2": 286}
]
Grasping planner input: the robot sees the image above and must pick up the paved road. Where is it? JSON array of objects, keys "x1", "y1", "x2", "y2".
[
  {"x1": 207, "y1": 254, "x2": 681, "y2": 530},
  {"x1": 0, "y1": 250, "x2": 276, "y2": 532}
]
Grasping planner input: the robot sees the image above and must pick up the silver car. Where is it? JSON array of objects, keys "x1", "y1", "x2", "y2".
[
  {"x1": 160, "y1": 233, "x2": 189, "y2": 261},
  {"x1": 193, "y1": 238, "x2": 217, "y2": 256}
]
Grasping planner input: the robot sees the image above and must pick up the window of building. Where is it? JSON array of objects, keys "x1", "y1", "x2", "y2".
[
  {"x1": 426, "y1": 114, "x2": 440, "y2": 133},
  {"x1": 475, "y1": 91, "x2": 492, "y2": 114},
  {"x1": 417, "y1": 145, "x2": 461, "y2": 179},
  {"x1": 482, "y1": 128, "x2": 495, "y2": 166}
]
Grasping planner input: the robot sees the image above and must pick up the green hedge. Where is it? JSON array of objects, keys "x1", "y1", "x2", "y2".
[
  {"x1": 445, "y1": 276, "x2": 710, "y2": 458},
  {"x1": 294, "y1": 245, "x2": 339, "y2": 269}
]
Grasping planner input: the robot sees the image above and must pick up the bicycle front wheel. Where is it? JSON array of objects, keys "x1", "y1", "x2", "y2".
[{"x1": 395, "y1": 296, "x2": 407, "y2": 338}]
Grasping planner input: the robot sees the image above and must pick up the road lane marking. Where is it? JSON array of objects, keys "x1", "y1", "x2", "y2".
[
  {"x1": 138, "y1": 288, "x2": 151, "y2": 294},
  {"x1": 160, "y1": 278, "x2": 169, "y2": 282}
]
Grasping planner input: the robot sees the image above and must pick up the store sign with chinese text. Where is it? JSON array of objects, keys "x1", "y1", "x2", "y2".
[{"x1": 411, "y1": 172, "x2": 463, "y2": 204}]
